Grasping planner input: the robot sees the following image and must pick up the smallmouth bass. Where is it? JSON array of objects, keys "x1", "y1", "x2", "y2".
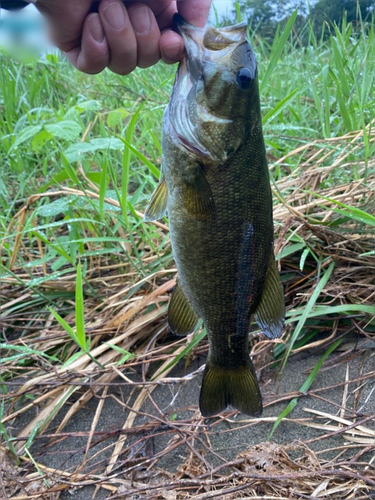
[{"x1": 145, "y1": 15, "x2": 284, "y2": 417}]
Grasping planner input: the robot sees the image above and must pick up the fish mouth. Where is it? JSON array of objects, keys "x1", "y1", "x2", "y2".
[
  {"x1": 170, "y1": 17, "x2": 211, "y2": 159},
  {"x1": 173, "y1": 14, "x2": 248, "y2": 80},
  {"x1": 173, "y1": 13, "x2": 248, "y2": 55},
  {"x1": 170, "y1": 15, "x2": 251, "y2": 162},
  {"x1": 173, "y1": 14, "x2": 204, "y2": 89}
]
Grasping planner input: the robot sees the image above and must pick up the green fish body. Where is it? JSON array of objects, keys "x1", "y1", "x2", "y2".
[{"x1": 145, "y1": 16, "x2": 284, "y2": 417}]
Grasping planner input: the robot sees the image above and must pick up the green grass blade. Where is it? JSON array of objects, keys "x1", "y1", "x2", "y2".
[
  {"x1": 31, "y1": 231, "x2": 74, "y2": 265},
  {"x1": 24, "y1": 421, "x2": 42, "y2": 451},
  {"x1": 260, "y1": 10, "x2": 298, "y2": 93},
  {"x1": 286, "y1": 303, "x2": 374, "y2": 321},
  {"x1": 49, "y1": 307, "x2": 79, "y2": 346},
  {"x1": 120, "y1": 76, "x2": 173, "y2": 223},
  {"x1": 99, "y1": 159, "x2": 108, "y2": 219},
  {"x1": 281, "y1": 261, "x2": 336, "y2": 373},
  {"x1": 24, "y1": 447, "x2": 50, "y2": 487},
  {"x1": 75, "y1": 261, "x2": 86, "y2": 351},
  {"x1": 262, "y1": 87, "x2": 302, "y2": 125},
  {"x1": 234, "y1": 0, "x2": 242, "y2": 23},
  {"x1": 309, "y1": 192, "x2": 375, "y2": 226},
  {"x1": 300, "y1": 247, "x2": 310, "y2": 271},
  {"x1": 0, "y1": 399, "x2": 20, "y2": 463},
  {"x1": 0, "y1": 343, "x2": 59, "y2": 363},
  {"x1": 103, "y1": 342, "x2": 136, "y2": 365},
  {"x1": 61, "y1": 153, "x2": 81, "y2": 187},
  {"x1": 152, "y1": 327, "x2": 206, "y2": 379},
  {"x1": 119, "y1": 137, "x2": 160, "y2": 179},
  {"x1": 276, "y1": 242, "x2": 305, "y2": 261}
]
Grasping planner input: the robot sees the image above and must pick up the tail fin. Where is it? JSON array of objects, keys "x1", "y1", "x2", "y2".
[{"x1": 199, "y1": 360, "x2": 262, "y2": 417}]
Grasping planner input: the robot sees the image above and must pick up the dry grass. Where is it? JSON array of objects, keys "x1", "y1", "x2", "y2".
[{"x1": 1, "y1": 126, "x2": 374, "y2": 499}]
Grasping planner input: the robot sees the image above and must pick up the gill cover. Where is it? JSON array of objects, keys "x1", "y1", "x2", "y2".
[{"x1": 169, "y1": 15, "x2": 258, "y2": 163}]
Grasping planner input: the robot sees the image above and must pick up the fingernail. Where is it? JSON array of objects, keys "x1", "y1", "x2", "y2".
[
  {"x1": 163, "y1": 42, "x2": 184, "y2": 62},
  {"x1": 103, "y1": 0, "x2": 126, "y2": 30},
  {"x1": 89, "y1": 14, "x2": 105, "y2": 43},
  {"x1": 130, "y1": 6, "x2": 152, "y2": 35}
]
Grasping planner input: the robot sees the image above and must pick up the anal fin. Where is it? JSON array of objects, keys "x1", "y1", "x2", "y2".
[
  {"x1": 144, "y1": 177, "x2": 168, "y2": 222},
  {"x1": 254, "y1": 254, "x2": 285, "y2": 339},
  {"x1": 168, "y1": 280, "x2": 199, "y2": 336}
]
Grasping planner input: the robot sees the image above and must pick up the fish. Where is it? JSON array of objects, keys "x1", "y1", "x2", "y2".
[{"x1": 144, "y1": 15, "x2": 284, "y2": 417}]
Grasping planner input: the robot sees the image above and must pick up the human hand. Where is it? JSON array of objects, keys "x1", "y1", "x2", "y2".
[{"x1": 34, "y1": 0, "x2": 212, "y2": 74}]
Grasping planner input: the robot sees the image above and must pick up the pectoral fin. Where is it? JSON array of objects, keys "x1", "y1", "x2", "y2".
[
  {"x1": 254, "y1": 254, "x2": 285, "y2": 339},
  {"x1": 183, "y1": 165, "x2": 215, "y2": 220},
  {"x1": 144, "y1": 177, "x2": 168, "y2": 222},
  {"x1": 168, "y1": 280, "x2": 199, "y2": 336}
]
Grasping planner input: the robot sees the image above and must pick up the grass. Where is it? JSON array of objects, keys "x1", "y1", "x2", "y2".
[{"x1": 0, "y1": 11, "x2": 374, "y2": 499}]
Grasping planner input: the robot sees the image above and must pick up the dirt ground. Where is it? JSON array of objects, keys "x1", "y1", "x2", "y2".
[{"x1": 7, "y1": 340, "x2": 374, "y2": 500}]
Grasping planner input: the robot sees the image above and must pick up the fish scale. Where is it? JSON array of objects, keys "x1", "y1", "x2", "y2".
[{"x1": 144, "y1": 15, "x2": 285, "y2": 417}]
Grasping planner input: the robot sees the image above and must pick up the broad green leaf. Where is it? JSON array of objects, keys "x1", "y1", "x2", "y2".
[
  {"x1": 10, "y1": 125, "x2": 42, "y2": 151},
  {"x1": 37, "y1": 198, "x2": 70, "y2": 217},
  {"x1": 107, "y1": 108, "x2": 129, "y2": 128},
  {"x1": 86, "y1": 172, "x2": 102, "y2": 185},
  {"x1": 64, "y1": 137, "x2": 124, "y2": 162},
  {"x1": 31, "y1": 129, "x2": 53, "y2": 152},
  {"x1": 45, "y1": 120, "x2": 82, "y2": 141},
  {"x1": 75, "y1": 100, "x2": 102, "y2": 112},
  {"x1": 37, "y1": 170, "x2": 70, "y2": 193}
]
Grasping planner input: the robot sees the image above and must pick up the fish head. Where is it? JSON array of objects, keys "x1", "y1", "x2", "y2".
[{"x1": 169, "y1": 15, "x2": 259, "y2": 163}]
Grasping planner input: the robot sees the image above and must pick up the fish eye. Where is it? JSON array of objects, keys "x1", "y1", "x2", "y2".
[{"x1": 236, "y1": 68, "x2": 254, "y2": 90}]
